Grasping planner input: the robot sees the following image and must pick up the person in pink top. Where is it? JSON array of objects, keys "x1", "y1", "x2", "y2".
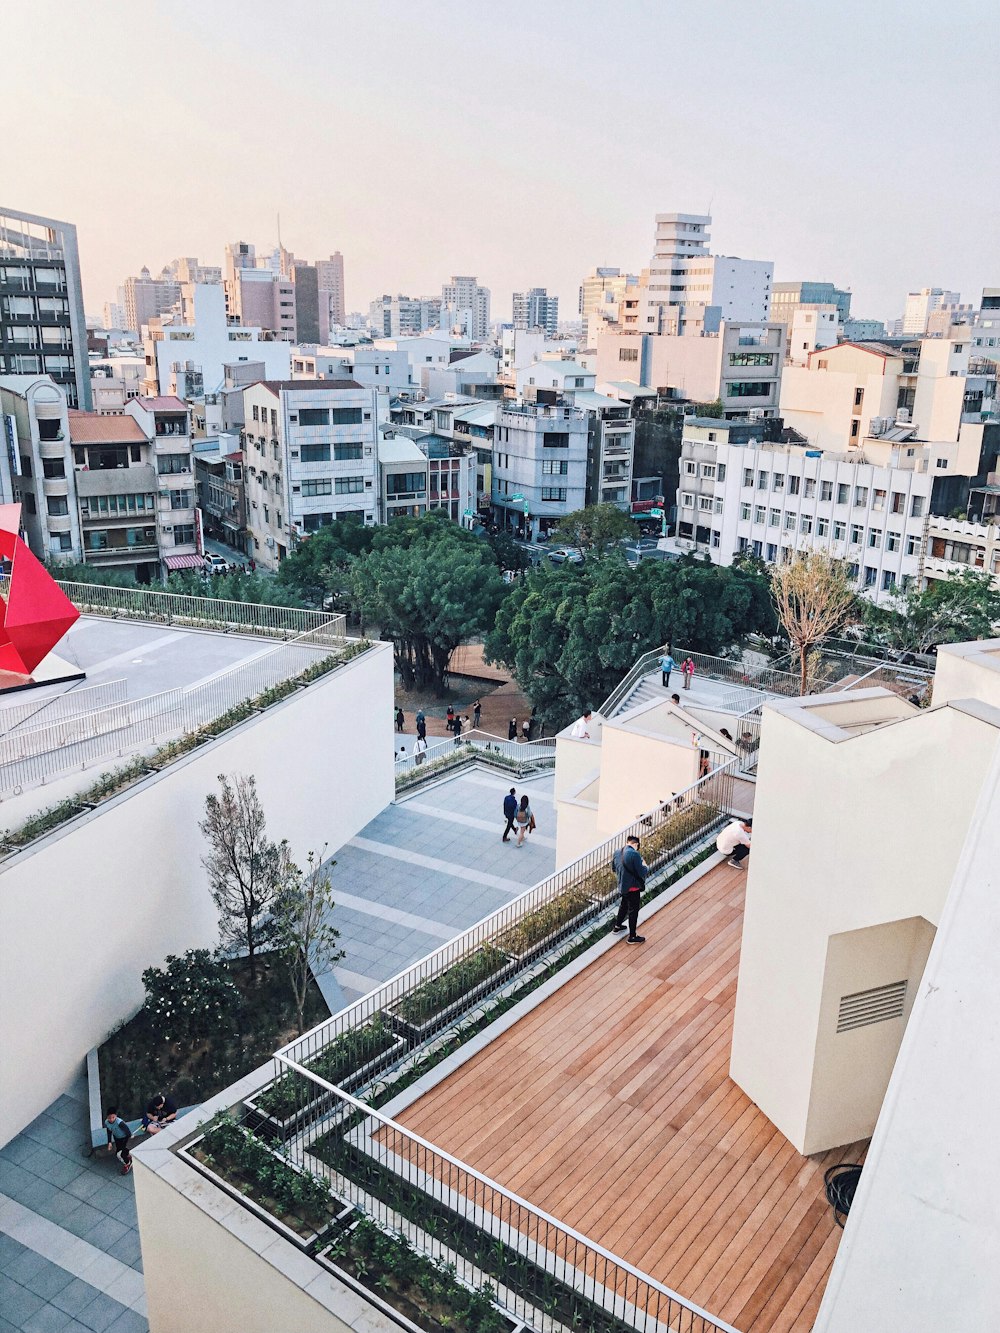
[{"x1": 682, "y1": 657, "x2": 695, "y2": 690}]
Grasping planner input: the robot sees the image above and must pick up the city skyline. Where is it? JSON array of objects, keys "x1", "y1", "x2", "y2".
[{"x1": 6, "y1": 0, "x2": 996, "y2": 325}]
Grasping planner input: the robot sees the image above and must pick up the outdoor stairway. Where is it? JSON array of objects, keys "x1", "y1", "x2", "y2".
[{"x1": 615, "y1": 674, "x2": 669, "y2": 715}]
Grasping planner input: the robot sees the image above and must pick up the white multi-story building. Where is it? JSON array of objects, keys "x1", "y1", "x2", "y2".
[
  {"x1": 124, "y1": 395, "x2": 199, "y2": 573},
  {"x1": 629, "y1": 212, "x2": 773, "y2": 336},
  {"x1": 368, "y1": 294, "x2": 443, "y2": 339},
  {"x1": 786, "y1": 304, "x2": 840, "y2": 366},
  {"x1": 596, "y1": 320, "x2": 785, "y2": 416},
  {"x1": 674, "y1": 415, "x2": 1000, "y2": 603},
  {"x1": 578, "y1": 266, "x2": 637, "y2": 321},
  {"x1": 972, "y1": 288, "x2": 1000, "y2": 353},
  {"x1": 144, "y1": 284, "x2": 291, "y2": 399},
  {"x1": 241, "y1": 378, "x2": 378, "y2": 568},
  {"x1": 441, "y1": 275, "x2": 490, "y2": 341},
  {"x1": 512, "y1": 287, "x2": 558, "y2": 335},
  {"x1": 492, "y1": 399, "x2": 588, "y2": 540},
  {"x1": 291, "y1": 343, "x2": 415, "y2": 398},
  {"x1": 0, "y1": 373, "x2": 77, "y2": 559}
]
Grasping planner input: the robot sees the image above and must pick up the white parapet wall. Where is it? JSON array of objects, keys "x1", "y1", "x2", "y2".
[{"x1": 0, "y1": 641, "x2": 394, "y2": 1147}]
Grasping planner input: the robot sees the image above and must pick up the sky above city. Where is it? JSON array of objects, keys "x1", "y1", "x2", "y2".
[{"x1": 7, "y1": 0, "x2": 996, "y2": 324}]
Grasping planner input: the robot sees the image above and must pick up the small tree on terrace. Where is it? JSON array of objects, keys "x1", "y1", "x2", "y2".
[
  {"x1": 771, "y1": 553, "x2": 856, "y2": 696},
  {"x1": 199, "y1": 773, "x2": 293, "y2": 985},
  {"x1": 273, "y1": 849, "x2": 345, "y2": 1036}
]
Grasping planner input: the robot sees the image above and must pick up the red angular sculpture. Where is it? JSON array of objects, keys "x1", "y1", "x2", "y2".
[{"x1": 0, "y1": 504, "x2": 79, "y2": 678}]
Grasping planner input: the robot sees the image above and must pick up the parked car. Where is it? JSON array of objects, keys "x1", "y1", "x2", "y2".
[
  {"x1": 546, "y1": 547, "x2": 584, "y2": 565},
  {"x1": 203, "y1": 553, "x2": 229, "y2": 575}
]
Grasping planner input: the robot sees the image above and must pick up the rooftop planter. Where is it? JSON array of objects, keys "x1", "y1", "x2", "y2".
[
  {"x1": 495, "y1": 884, "x2": 597, "y2": 962},
  {"x1": 245, "y1": 1017, "x2": 405, "y2": 1138},
  {"x1": 388, "y1": 946, "x2": 513, "y2": 1041}
]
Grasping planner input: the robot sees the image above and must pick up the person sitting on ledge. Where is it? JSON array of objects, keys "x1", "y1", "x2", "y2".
[{"x1": 142, "y1": 1092, "x2": 178, "y2": 1134}]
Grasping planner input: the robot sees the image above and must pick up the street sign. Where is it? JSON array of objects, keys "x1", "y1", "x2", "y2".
[
  {"x1": 648, "y1": 508, "x2": 664, "y2": 518},
  {"x1": 463, "y1": 509, "x2": 476, "y2": 518},
  {"x1": 523, "y1": 501, "x2": 530, "y2": 515}
]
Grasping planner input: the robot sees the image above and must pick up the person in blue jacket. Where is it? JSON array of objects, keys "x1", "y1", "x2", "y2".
[{"x1": 611, "y1": 835, "x2": 650, "y2": 943}]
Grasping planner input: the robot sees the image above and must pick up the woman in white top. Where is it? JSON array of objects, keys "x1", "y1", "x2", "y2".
[{"x1": 514, "y1": 794, "x2": 533, "y2": 846}]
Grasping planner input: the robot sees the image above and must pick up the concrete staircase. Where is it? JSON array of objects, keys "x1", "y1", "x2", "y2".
[{"x1": 615, "y1": 673, "x2": 669, "y2": 716}]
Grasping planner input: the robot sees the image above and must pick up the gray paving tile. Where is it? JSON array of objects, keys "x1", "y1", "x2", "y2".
[
  {"x1": 57, "y1": 1202, "x2": 108, "y2": 1240},
  {"x1": 85, "y1": 1184, "x2": 131, "y2": 1218},
  {"x1": 50, "y1": 1279, "x2": 105, "y2": 1319},
  {"x1": 103, "y1": 1312, "x2": 147, "y2": 1333},
  {"x1": 73, "y1": 1294, "x2": 132, "y2": 1333},
  {"x1": 22, "y1": 1303, "x2": 76, "y2": 1332},
  {"x1": 0, "y1": 1281, "x2": 45, "y2": 1326},
  {"x1": 20, "y1": 1258, "x2": 75, "y2": 1303},
  {"x1": 63, "y1": 1173, "x2": 107, "y2": 1204}
]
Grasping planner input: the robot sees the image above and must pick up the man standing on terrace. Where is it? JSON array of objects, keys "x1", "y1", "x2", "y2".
[{"x1": 611, "y1": 835, "x2": 649, "y2": 943}]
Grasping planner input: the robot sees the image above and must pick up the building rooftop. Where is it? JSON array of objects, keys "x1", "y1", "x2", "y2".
[
  {"x1": 258, "y1": 378, "x2": 362, "y2": 394},
  {"x1": 67, "y1": 410, "x2": 146, "y2": 444},
  {"x1": 377, "y1": 435, "x2": 427, "y2": 464},
  {"x1": 394, "y1": 858, "x2": 864, "y2": 1331}
]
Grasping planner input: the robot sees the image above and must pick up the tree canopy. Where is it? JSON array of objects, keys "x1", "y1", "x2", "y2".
[
  {"x1": 352, "y1": 512, "x2": 505, "y2": 692},
  {"x1": 861, "y1": 567, "x2": 1000, "y2": 653},
  {"x1": 770, "y1": 553, "x2": 856, "y2": 695},
  {"x1": 550, "y1": 503, "x2": 635, "y2": 552},
  {"x1": 484, "y1": 554, "x2": 776, "y2": 729},
  {"x1": 277, "y1": 516, "x2": 375, "y2": 605}
]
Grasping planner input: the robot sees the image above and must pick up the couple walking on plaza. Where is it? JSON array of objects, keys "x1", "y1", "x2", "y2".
[{"x1": 502, "y1": 787, "x2": 536, "y2": 846}]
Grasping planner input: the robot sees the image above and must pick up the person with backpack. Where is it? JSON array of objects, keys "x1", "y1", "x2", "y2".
[
  {"x1": 414, "y1": 734, "x2": 428, "y2": 765},
  {"x1": 415, "y1": 709, "x2": 426, "y2": 740},
  {"x1": 502, "y1": 788, "x2": 518, "y2": 842},
  {"x1": 514, "y1": 794, "x2": 534, "y2": 847},
  {"x1": 611, "y1": 835, "x2": 650, "y2": 944},
  {"x1": 104, "y1": 1107, "x2": 134, "y2": 1174}
]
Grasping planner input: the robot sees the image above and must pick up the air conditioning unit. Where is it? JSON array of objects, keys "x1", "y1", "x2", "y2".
[
  {"x1": 265, "y1": 536, "x2": 275, "y2": 549},
  {"x1": 896, "y1": 407, "x2": 911, "y2": 423},
  {"x1": 748, "y1": 408, "x2": 765, "y2": 420}
]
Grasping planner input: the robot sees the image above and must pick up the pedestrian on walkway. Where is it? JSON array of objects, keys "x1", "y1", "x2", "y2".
[
  {"x1": 659, "y1": 650, "x2": 678, "y2": 688},
  {"x1": 453, "y1": 714, "x2": 463, "y2": 745},
  {"x1": 104, "y1": 1107, "x2": 133, "y2": 1174},
  {"x1": 416, "y1": 709, "x2": 427, "y2": 740},
  {"x1": 502, "y1": 787, "x2": 518, "y2": 842},
  {"x1": 473, "y1": 699, "x2": 482, "y2": 729},
  {"x1": 670, "y1": 693, "x2": 681, "y2": 706},
  {"x1": 514, "y1": 794, "x2": 533, "y2": 846},
  {"x1": 717, "y1": 817, "x2": 752, "y2": 869},
  {"x1": 446, "y1": 705, "x2": 456, "y2": 733},
  {"x1": 508, "y1": 717, "x2": 517, "y2": 740},
  {"x1": 414, "y1": 735, "x2": 428, "y2": 765},
  {"x1": 521, "y1": 719, "x2": 531, "y2": 742},
  {"x1": 611, "y1": 835, "x2": 649, "y2": 943},
  {"x1": 682, "y1": 658, "x2": 695, "y2": 690},
  {"x1": 395, "y1": 707, "x2": 405, "y2": 733},
  {"x1": 397, "y1": 745, "x2": 407, "y2": 762}
]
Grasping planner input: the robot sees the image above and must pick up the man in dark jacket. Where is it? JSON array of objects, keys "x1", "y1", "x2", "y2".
[
  {"x1": 611, "y1": 835, "x2": 649, "y2": 943},
  {"x1": 502, "y1": 788, "x2": 518, "y2": 842}
]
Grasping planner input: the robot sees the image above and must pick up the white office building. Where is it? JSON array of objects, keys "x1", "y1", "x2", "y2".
[
  {"x1": 241, "y1": 378, "x2": 378, "y2": 569},
  {"x1": 902, "y1": 287, "x2": 961, "y2": 336},
  {"x1": 492, "y1": 399, "x2": 588, "y2": 540}
]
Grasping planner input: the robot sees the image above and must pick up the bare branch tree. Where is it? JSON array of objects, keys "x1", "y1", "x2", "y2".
[
  {"x1": 199, "y1": 773, "x2": 292, "y2": 985},
  {"x1": 274, "y1": 848, "x2": 346, "y2": 1036},
  {"x1": 771, "y1": 554, "x2": 856, "y2": 696}
]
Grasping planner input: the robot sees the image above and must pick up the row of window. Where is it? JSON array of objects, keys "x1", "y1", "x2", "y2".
[
  {"x1": 735, "y1": 468, "x2": 921, "y2": 516},
  {"x1": 80, "y1": 493, "x2": 157, "y2": 516},
  {"x1": 734, "y1": 537, "x2": 908, "y2": 593},
  {"x1": 735, "y1": 504, "x2": 920, "y2": 552},
  {"x1": 294, "y1": 407, "x2": 364, "y2": 427},
  {"x1": 300, "y1": 443, "x2": 364, "y2": 463}
]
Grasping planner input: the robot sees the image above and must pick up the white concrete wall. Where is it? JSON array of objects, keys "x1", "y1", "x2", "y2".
[
  {"x1": 932, "y1": 639, "x2": 1000, "y2": 711},
  {"x1": 730, "y1": 695, "x2": 1000, "y2": 1154},
  {"x1": 0, "y1": 642, "x2": 393, "y2": 1146},
  {"x1": 595, "y1": 723, "x2": 701, "y2": 834},
  {"x1": 814, "y1": 742, "x2": 1000, "y2": 1333}
]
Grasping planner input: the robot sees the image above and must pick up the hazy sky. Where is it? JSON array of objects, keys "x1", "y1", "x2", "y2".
[{"x1": 6, "y1": 0, "x2": 997, "y2": 324}]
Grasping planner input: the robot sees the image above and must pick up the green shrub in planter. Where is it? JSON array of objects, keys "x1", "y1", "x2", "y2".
[
  {"x1": 395, "y1": 947, "x2": 509, "y2": 1025},
  {"x1": 256, "y1": 1016, "x2": 398, "y2": 1120},
  {"x1": 496, "y1": 885, "x2": 594, "y2": 956}
]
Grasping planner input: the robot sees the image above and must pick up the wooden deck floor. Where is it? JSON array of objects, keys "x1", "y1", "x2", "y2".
[{"x1": 395, "y1": 861, "x2": 865, "y2": 1332}]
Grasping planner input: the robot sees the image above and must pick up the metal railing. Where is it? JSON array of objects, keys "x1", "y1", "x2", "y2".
[
  {"x1": 394, "y1": 729, "x2": 557, "y2": 783},
  {"x1": 254, "y1": 762, "x2": 740, "y2": 1332},
  {"x1": 53, "y1": 581, "x2": 344, "y2": 641},
  {"x1": 599, "y1": 645, "x2": 801, "y2": 719},
  {"x1": 0, "y1": 678, "x2": 127, "y2": 734}
]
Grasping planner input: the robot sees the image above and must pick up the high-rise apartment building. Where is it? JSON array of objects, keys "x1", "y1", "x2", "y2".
[
  {"x1": 0, "y1": 207, "x2": 92, "y2": 409},
  {"x1": 368, "y1": 294, "x2": 443, "y2": 338},
  {"x1": 290, "y1": 264, "x2": 320, "y2": 344},
  {"x1": 902, "y1": 287, "x2": 961, "y2": 335},
  {"x1": 512, "y1": 287, "x2": 559, "y2": 335},
  {"x1": 770, "y1": 280, "x2": 852, "y2": 328},
  {"x1": 441, "y1": 275, "x2": 491, "y2": 340},
  {"x1": 315, "y1": 252, "x2": 346, "y2": 328},
  {"x1": 241, "y1": 378, "x2": 378, "y2": 568},
  {"x1": 630, "y1": 212, "x2": 773, "y2": 335},
  {"x1": 578, "y1": 266, "x2": 638, "y2": 321},
  {"x1": 122, "y1": 267, "x2": 182, "y2": 339}
]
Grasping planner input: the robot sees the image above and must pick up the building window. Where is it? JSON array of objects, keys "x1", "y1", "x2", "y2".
[
  {"x1": 766, "y1": 543, "x2": 778, "y2": 561},
  {"x1": 170, "y1": 489, "x2": 191, "y2": 509},
  {"x1": 740, "y1": 503, "x2": 751, "y2": 521},
  {"x1": 936, "y1": 458, "x2": 948, "y2": 469},
  {"x1": 800, "y1": 516, "x2": 813, "y2": 535},
  {"x1": 743, "y1": 468, "x2": 754, "y2": 487},
  {"x1": 911, "y1": 496, "x2": 924, "y2": 518},
  {"x1": 906, "y1": 533, "x2": 920, "y2": 556},
  {"x1": 700, "y1": 463, "x2": 716, "y2": 480},
  {"x1": 711, "y1": 530, "x2": 721, "y2": 548},
  {"x1": 713, "y1": 497, "x2": 723, "y2": 513},
  {"x1": 768, "y1": 508, "x2": 780, "y2": 527},
  {"x1": 873, "y1": 488, "x2": 886, "y2": 511},
  {"x1": 729, "y1": 352, "x2": 775, "y2": 367},
  {"x1": 891, "y1": 491, "x2": 906, "y2": 514},
  {"x1": 772, "y1": 473, "x2": 784, "y2": 491},
  {"x1": 817, "y1": 517, "x2": 829, "y2": 537},
  {"x1": 788, "y1": 476, "x2": 801, "y2": 496},
  {"x1": 42, "y1": 458, "x2": 65, "y2": 479},
  {"x1": 699, "y1": 496, "x2": 714, "y2": 512},
  {"x1": 681, "y1": 493, "x2": 695, "y2": 508},
  {"x1": 618, "y1": 347, "x2": 639, "y2": 362},
  {"x1": 54, "y1": 532, "x2": 72, "y2": 552},
  {"x1": 303, "y1": 512, "x2": 334, "y2": 532},
  {"x1": 868, "y1": 528, "x2": 882, "y2": 548},
  {"x1": 864, "y1": 565, "x2": 877, "y2": 588},
  {"x1": 301, "y1": 443, "x2": 331, "y2": 463},
  {"x1": 850, "y1": 524, "x2": 864, "y2": 544},
  {"x1": 335, "y1": 476, "x2": 364, "y2": 494},
  {"x1": 684, "y1": 460, "x2": 696, "y2": 475},
  {"x1": 837, "y1": 483, "x2": 849, "y2": 504},
  {"x1": 173, "y1": 524, "x2": 195, "y2": 545},
  {"x1": 157, "y1": 453, "x2": 190, "y2": 474},
  {"x1": 886, "y1": 531, "x2": 901, "y2": 552},
  {"x1": 298, "y1": 407, "x2": 330, "y2": 426},
  {"x1": 542, "y1": 460, "x2": 569, "y2": 475},
  {"x1": 727, "y1": 381, "x2": 771, "y2": 397},
  {"x1": 46, "y1": 496, "x2": 69, "y2": 516},
  {"x1": 784, "y1": 513, "x2": 796, "y2": 531},
  {"x1": 541, "y1": 487, "x2": 567, "y2": 501},
  {"x1": 302, "y1": 478, "x2": 333, "y2": 496},
  {"x1": 804, "y1": 478, "x2": 816, "y2": 498},
  {"x1": 833, "y1": 521, "x2": 847, "y2": 541},
  {"x1": 854, "y1": 387, "x2": 864, "y2": 407},
  {"x1": 820, "y1": 480, "x2": 833, "y2": 501},
  {"x1": 252, "y1": 405, "x2": 260, "y2": 421},
  {"x1": 755, "y1": 470, "x2": 766, "y2": 490},
  {"x1": 881, "y1": 570, "x2": 896, "y2": 592},
  {"x1": 754, "y1": 505, "x2": 766, "y2": 524},
  {"x1": 855, "y1": 486, "x2": 868, "y2": 506}
]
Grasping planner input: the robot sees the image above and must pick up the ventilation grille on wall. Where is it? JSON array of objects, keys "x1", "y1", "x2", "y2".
[{"x1": 837, "y1": 980, "x2": 908, "y2": 1033}]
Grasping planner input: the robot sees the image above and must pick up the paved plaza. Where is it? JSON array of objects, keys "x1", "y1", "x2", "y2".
[{"x1": 0, "y1": 761, "x2": 556, "y2": 1330}]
